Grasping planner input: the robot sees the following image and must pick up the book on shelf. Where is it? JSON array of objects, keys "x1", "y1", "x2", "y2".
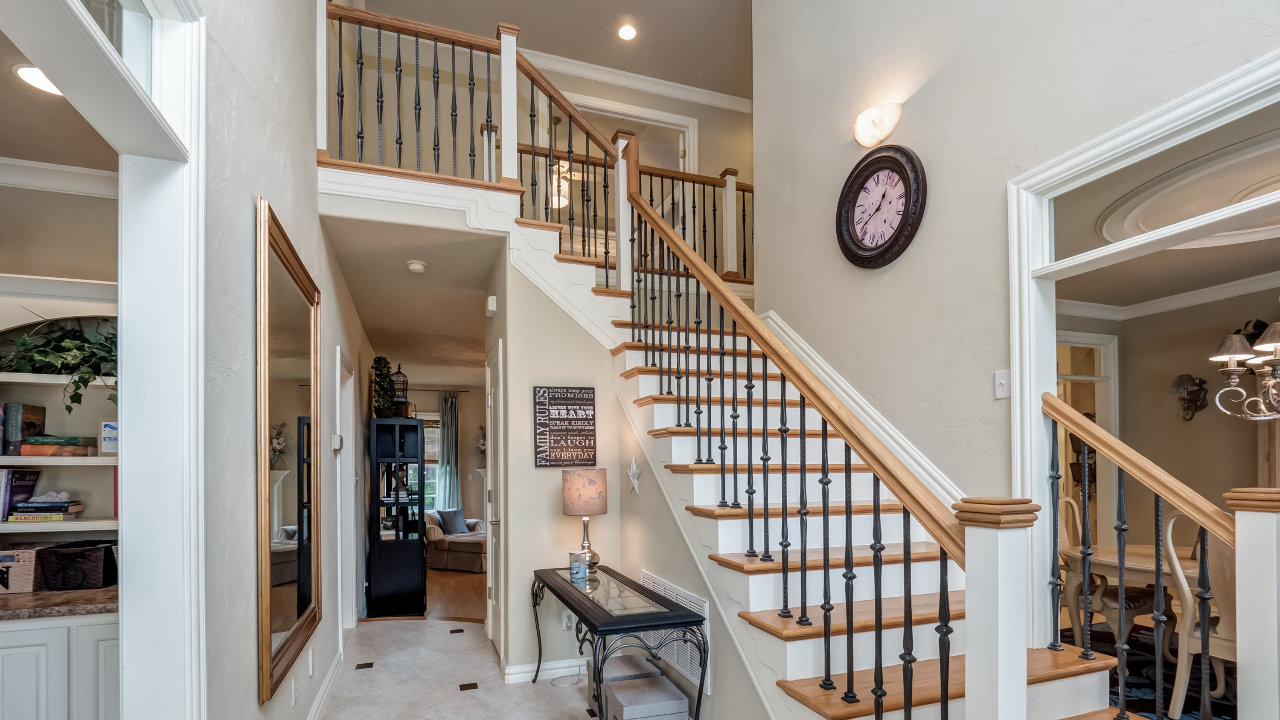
[
  {"x1": 0, "y1": 470, "x2": 42, "y2": 520},
  {"x1": 22, "y1": 435, "x2": 99, "y2": 447},
  {"x1": 18, "y1": 444, "x2": 99, "y2": 457},
  {"x1": 10, "y1": 501, "x2": 84, "y2": 514},
  {"x1": 3, "y1": 404, "x2": 45, "y2": 456},
  {"x1": 7, "y1": 512, "x2": 81, "y2": 522}
]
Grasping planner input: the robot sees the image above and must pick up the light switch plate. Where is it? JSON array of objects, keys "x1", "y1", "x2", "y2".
[
  {"x1": 994, "y1": 369, "x2": 1011, "y2": 399},
  {"x1": 331, "y1": 433, "x2": 343, "y2": 451}
]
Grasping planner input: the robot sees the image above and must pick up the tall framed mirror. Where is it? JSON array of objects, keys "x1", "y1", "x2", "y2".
[{"x1": 256, "y1": 197, "x2": 322, "y2": 703}]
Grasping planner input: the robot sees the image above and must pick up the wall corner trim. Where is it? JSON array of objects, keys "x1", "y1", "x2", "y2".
[
  {"x1": 759, "y1": 309, "x2": 965, "y2": 507},
  {"x1": 305, "y1": 651, "x2": 344, "y2": 720}
]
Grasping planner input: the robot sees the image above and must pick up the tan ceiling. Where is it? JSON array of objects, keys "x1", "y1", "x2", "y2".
[
  {"x1": 0, "y1": 186, "x2": 117, "y2": 281},
  {"x1": 0, "y1": 31, "x2": 116, "y2": 171},
  {"x1": 323, "y1": 216, "x2": 501, "y2": 386},
  {"x1": 1054, "y1": 101, "x2": 1280, "y2": 306},
  {"x1": 363, "y1": 0, "x2": 752, "y2": 99}
]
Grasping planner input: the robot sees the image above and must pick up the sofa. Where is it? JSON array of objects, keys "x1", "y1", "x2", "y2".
[{"x1": 424, "y1": 511, "x2": 488, "y2": 573}]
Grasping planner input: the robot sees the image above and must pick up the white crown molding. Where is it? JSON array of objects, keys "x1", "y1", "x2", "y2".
[
  {"x1": 0, "y1": 157, "x2": 117, "y2": 198},
  {"x1": 1057, "y1": 268, "x2": 1280, "y2": 321},
  {"x1": 564, "y1": 91, "x2": 701, "y2": 174},
  {"x1": 760, "y1": 309, "x2": 964, "y2": 508},
  {"x1": 521, "y1": 49, "x2": 752, "y2": 115}
]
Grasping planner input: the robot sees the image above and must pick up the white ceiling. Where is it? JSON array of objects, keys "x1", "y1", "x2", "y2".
[
  {"x1": 0, "y1": 31, "x2": 116, "y2": 171},
  {"x1": 364, "y1": 0, "x2": 753, "y2": 99},
  {"x1": 1055, "y1": 101, "x2": 1280, "y2": 307},
  {"x1": 322, "y1": 216, "x2": 501, "y2": 387}
]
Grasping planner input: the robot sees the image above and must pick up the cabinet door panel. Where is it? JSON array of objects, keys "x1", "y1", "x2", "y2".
[
  {"x1": 72, "y1": 624, "x2": 119, "y2": 720},
  {"x1": 0, "y1": 626, "x2": 69, "y2": 720}
]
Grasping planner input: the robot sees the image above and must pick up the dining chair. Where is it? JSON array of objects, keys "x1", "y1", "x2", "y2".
[{"x1": 1164, "y1": 512, "x2": 1236, "y2": 720}]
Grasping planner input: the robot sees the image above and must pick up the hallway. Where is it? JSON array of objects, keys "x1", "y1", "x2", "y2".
[{"x1": 319, "y1": 619, "x2": 590, "y2": 719}]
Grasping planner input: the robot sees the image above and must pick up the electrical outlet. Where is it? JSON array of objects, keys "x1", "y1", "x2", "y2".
[
  {"x1": 308, "y1": 647, "x2": 313, "y2": 677},
  {"x1": 290, "y1": 677, "x2": 297, "y2": 707},
  {"x1": 994, "y1": 369, "x2": 1011, "y2": 399},
  {"x1": 562, "y1": 610, "x2": 574, "y2": 630}
]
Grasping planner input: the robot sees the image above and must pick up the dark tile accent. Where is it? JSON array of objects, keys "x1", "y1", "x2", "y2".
[
  {"x1": 459, "y1": 682, "x2": 479, "y2": 692},
  {"x1": 355, "y1": 662, "x2": 374, "y2": 670},
  {"x1": 450, "y1": 628, "x2": 464, "y2": 634},
  {"x1": 586, "y1": 709, "x2": 597, "y2": 718}
]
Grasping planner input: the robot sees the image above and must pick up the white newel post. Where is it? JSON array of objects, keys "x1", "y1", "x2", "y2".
[
  {"x1": 613, "y1": 130, "x2": 634, "y2": 291},
  {"x1": 719, "y1": 168, "x2": 738, "y2": 276},
  {"x1": 954, "y1": 497, "x2": 1040, "y2": 720},
  {"x1": 1225, "y1": 488, "x2": 1280, "y2": 718},
  {"x1": 497, "y1": 24, "x2": 519, "y2": 181}
]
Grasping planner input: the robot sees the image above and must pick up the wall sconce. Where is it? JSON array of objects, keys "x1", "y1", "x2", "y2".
[
  {"x1": 854, "y1": 103, "x2": 902, "y2": 147},
  {"x1": 1171, "y1": 374, "x2": 1208, "y2": 421}
]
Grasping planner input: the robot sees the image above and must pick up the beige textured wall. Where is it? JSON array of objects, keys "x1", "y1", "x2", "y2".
[
  {"x1": 753, "y1": 0, "x2": 1280, "y2": 497},
  {"x1": 203, "y1": 0, "x2": 375, "y2": 715}
]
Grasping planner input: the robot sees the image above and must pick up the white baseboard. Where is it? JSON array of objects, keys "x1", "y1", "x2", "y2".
[
  {"x1": 760, "y1": 310, "x2": 964, "y2": 508},
  {"x1": 503, "y1": 657, "x2": 587, "y2": 684},
  {"x1": 305, "y1": 651, "x2": 344, "y2": 720}
]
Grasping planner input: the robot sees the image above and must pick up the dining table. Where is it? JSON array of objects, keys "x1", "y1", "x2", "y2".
[{"x1": 1060, "y1": 543, "x2": 1198, "y2": 648}]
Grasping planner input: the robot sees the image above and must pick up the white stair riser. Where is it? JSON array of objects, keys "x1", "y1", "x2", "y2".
[
  {"x1": 636, "y1": 372, "x2": 796, "y2": 399},
  {"x1": 624, "y1": 349, "x2": 771, "y2": 375},
  {"x1": 695, "y1": 512, "x2": 930, "y2": 555},
  {"x1": 649, "y1": 402, "x2": 825, "y2": 431},
  {"x1": 721, "y1": 559, "x2": 965, "y2": 612},
  {"x1": 686, "y1": 471, "x2": 886, "y2": 506},
  {"x1": 760, "y1": 619, "x2": 969, "y2": 680},
  {"x1": 621, "y1": 331, "x2": 746, "y2": 352},
  {"x1": 666, "y1": 435, "x2": 856, "y2": 465}
]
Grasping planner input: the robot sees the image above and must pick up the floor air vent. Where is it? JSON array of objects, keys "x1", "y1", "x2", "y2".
[{"x1": 639, "y1": 570, "x2": 711, "y2": 695}]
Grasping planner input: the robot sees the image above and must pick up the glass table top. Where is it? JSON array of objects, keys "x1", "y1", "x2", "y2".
[{"x1": 554, "y1": 569, "x2": 666, "y2": 616}]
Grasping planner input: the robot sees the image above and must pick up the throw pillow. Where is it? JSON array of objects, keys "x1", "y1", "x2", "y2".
[{"x1": 437, "y1": 508, "x2": 468, "y2": 535}]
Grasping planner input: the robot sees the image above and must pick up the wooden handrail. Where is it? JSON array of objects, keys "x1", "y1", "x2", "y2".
[
  {"x1": 515, "y1": 52, "x2": 618, "y2": 162},
  {"x1": 1041, "y1": 392, "x2": 1235, "y2": 547},
  {"x1": 738, "y1": 181, "x2": 754, "y2": 193},
  {"x1": 637, "y1": 164, "x2": 726, "y2": 188},
  {"x1": 326, "y1": 4, "x2": 501, "y2": 53},
  {"x1": 502, "y1": 141, "x2": 613, "y2": 169},
  {"x1": 623, "y1": 143, "x2": 965, "y2": 566}
]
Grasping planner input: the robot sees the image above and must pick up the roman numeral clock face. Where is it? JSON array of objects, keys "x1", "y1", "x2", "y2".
[{"x1": 835, "y1": 145, "x2": 927, "y2": 268}]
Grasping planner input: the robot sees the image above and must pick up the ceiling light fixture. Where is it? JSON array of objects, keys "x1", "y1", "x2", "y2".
[
  {"x1": 406, "y1": 260, "x2": 427, "y2": 274},
  {"x1": 12, "y1": 64, "x2": 62, "y2": 96},
  {"x1": 853, "y1": 103, "x2": 902, "y2": 148},
  {"x1": 618, "y1": 24, "x2": 637, "y2": 40},
  {"x1": 1209, "y1": 311, "x2": 1280, "y2": 420}
]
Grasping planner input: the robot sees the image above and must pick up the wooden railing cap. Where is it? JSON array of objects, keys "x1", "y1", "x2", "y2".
[
  {"x1": 1225, "y1": 487, "x2": 1280, "y2": 513},
  {"x1": 611, "y1": 129, "x2": 637, "y2": 144},
  {"x1": 496, "y1": 22, "x2": 520, "y2": 38},
  {"x1": 952, "y1": 497, "x2": 1040, "y2": 529},
  {"x1": 719, "y1": 167, "x2": 740, "y2": 179}
]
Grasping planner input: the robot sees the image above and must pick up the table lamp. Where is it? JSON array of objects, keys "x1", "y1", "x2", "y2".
[{"x1": 563, "y1": 468, "x2": 607, "y2": 575}]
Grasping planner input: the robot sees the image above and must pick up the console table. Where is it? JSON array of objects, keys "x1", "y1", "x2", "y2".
[{"x1": 531, "y1": 565, "x2": 708, "y2": 719}]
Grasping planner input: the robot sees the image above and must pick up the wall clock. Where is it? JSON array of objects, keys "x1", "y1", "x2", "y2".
[{"x1": 835, "y1": 145, "x2": 927, "y2": 268}]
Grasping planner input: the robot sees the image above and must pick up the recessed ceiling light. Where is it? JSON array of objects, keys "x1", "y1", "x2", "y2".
[
  {"x1": 406, "y1": 260, "x2": 428, "y2": 274},
  {"x1": 618, "y1": 24, "x2": 636, "y2": 41},
  {"x1": 12, "y1": 65, "x2": 62, "y2": 96}
]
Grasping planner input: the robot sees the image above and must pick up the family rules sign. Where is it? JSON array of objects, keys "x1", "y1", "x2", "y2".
[{"x1": 533, "y1": 386, "x2": 597, "y2": 467}]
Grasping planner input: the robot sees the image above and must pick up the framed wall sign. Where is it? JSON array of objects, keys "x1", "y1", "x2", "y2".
[{"x1": 533, "y1": 386, "x2": 596, "y2": 467}]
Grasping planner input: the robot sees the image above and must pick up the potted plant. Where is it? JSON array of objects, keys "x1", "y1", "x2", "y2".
[
  {"x1": 371, "y1": 356, "x2": 395, "y2": 418},
  {"x1": 0, "y1": 318, "x2": 118, "y2": 413}
]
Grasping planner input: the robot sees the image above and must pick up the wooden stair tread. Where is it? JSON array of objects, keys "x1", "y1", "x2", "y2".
[
  {"x1": 651, "y1": 426, "x2": 830, "y2": 439},
  {"x1": 638, "y1": 394, "x2": 802, "y2": 408},
  {"x1": 739, "y1": 591, "x2": 966, "y2": 641},
  {"x1": 613, "y1": 319, "x2": 747, "y2": 337},
  {"x1": 666, "y1": 463, "x2": 873, "y2": 475},
  {"x1": 777, "y1": 646, "x2": 1116, "y2": 719},
  {"x1": 686, "y1": 502, "x2": 903, "y2": 520},
  {"x1": 555, "y1": 252, "x2": 615, "y2": 269},
  {"x1": 622, "y1": 366, "x2": 782, "y2": 382},
  {"x1": 591, "y1": 286, "x2": 631, "y2": 298},
  {"x1": 612, "y1": 341, "x2": 765, "y2": 359},
  {"x1": 711, "y1": 542, "x2": 940, "y2": 574},
  {"x1": 1062, "y1": 710, "x2": 1122, "y2": 720}
]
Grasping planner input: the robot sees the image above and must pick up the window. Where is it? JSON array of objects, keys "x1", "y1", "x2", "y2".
[{"x1": 414, "y1": 413, "x2": 441, "y2": 510}]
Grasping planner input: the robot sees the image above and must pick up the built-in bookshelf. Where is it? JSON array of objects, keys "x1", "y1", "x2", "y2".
[{"x1": 0, "y1": 519, "x2": 118, "y2": 534}]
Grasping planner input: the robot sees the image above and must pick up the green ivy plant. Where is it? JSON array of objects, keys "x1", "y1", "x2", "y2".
[
  {"x1": 0, "y1": 319, "x2": 118, "y2": 413},
  {"x1": 371, "y1": 355, "x2": 395, "y2": 418}
]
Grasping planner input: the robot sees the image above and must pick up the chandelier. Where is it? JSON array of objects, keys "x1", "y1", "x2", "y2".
[{"x1": 1209, "y1": 321, "x2": 1280, "y2": 421}]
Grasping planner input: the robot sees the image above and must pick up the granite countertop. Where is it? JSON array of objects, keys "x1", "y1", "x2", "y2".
[{"x1": 0, "y1": 587, "x2": 118, "y2": 621}]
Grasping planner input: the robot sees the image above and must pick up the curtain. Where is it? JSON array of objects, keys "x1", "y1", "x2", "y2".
[{"x1": 437, "y1": 391, "x2": 462, "y2": 512}]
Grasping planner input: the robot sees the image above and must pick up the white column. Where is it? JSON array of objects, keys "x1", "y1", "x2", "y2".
[
  {"x1": 954, "y1": 497, "x2": 1040, "y2": 720},
  {"x1": 498, "y1": 24, "x2": 519, "y2": 181},
  {"x1": 719, "y1": 168, "x2": 738, "y2": 276},
  {"x1": 1226, "y1": 488, "x2": 1280, "y2": 719},
  {"x1": 613, "y1": 131, "x2": 634, "y2": 291}
]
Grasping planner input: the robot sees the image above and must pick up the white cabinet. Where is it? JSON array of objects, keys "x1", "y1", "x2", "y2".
[{"x1": 0, "y1": 615, "x2": 117, "y2": 720}]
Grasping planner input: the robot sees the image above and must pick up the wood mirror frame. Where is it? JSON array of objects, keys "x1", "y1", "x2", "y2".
[{"x1": 256, "y1": 197, "x2": 322, "y2": 703}]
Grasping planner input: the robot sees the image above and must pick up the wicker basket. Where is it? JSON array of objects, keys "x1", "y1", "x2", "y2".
[
  {"x1": 38, "y1": 541, "x2": 118, "y2": 591},
  {"x1": 0, "y1": 544, "x2": 46, "y2": 594}
]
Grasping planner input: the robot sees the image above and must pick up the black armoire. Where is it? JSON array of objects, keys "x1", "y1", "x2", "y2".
[{"x1": 366, "y1": 417, "x2": 427, "y2": 617}]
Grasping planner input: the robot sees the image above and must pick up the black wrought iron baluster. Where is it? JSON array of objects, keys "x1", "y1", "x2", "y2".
[
  {"x1": 336, "y1": 19, "x2": 344, "y2": 160},
  {"x1": 819, "y1": 419, "x2": 835, "y2": 690},
  {"x1": 798, "y1": 396, "x2": 810, "y2": 627},
  {"x1": 741, "y1": 189, "x2": 748, "y2": 277},
  {"x1": 484, "y1": 50, "x2": 490, "y2": 178},
  {"x1": 394, "y1": 32, "x2": 402, "y2": 168},
  {"x1": 432, "y1": 39, "x2": 439, "y2": 172},
  {"x1": 1049, "y1": 419, "x2": 1063, "y2": 651},
  {"x1": 717, "y1": 307, "x2": 728, "y2": 507},
  {"x1": 691, "y1": 182, "x2": 699, "y2": 254},
  {"x1": 842, "y1": 445, "x2": 858, "y2": 704},
  {"x1": 415, "y1": 38, "x2": 422, "y2": 171},
  {"x1": 603, "y1": 151, "x2": 611, "y2": 288},
  {"x1": 712, "y1": 188, "x2": 719, "y2": 272},
  {"x1": 680, "y1": 254, "x2": 690, "y2": 425},
  {"x1": 1114, "y1": 469, "x2": 1129, "y2": 719},
  {"x1": 701, "y1": 184, "x2": 708, "y2": 262},
  {"x1": 680, "y1": 180, "x2": 687, "y2": 242},
  {"x1": 528, "y1": 78, "x2": 537, "y2": 216},
  {"x1": 518, "y1": 156, "x2": 523, "y2": 216},
  {"x1": 744, "y1": 337, "x2": 756, "y2": 556},
  {"x1": 647, "y1": 211, "x2": 657, "y2": 379},
  {"x1": 730, "y1": 321, "x2": 741, "y2": 508},
  {"x1": 901, "y1": 509, "x2": 915, "y2": 716},
  {"x1": 450, "y1": 42, "x2": 457, "y2": 175},
  {"x1": 567, "y1": 120, "x2": 575, "y2": 248},
  {"x1": 355, "y1": 23, "x2": 364, "y2": 162},
  {"x1": 871, "y1": 475, "x2": 886, "y2": 717},
  {"x1": 660, "y1": 237, "x2": 670, "y2": 397},
  {"x1": 1079, "y1": 440, "x2": 1094, "y2": 660},
  {"x1": 544, "y1": 97, "x2": 552, "y2": 222},
  {"x1": 376, "y1": 28, "x2": 383, "y2": 165},
  {"x1": 778, "y1": 375, "x2": 792, "y2": 619},
  {"x1": 1153, "y1": 496, "x2": 1167, "y2": 719},
  {"x1": 468, "y1": 49, "x2": 475, "y2": 178},
  {"x1": 1196, "y1": 527, "x2": 1213, "y2": 720},
  {"x1": 937, "y1": 551, "x2": 952, "y2": 720},
  {"x1": 631, "y1": 206, "x2": 639, "y2": 344},
  {"x1": 760, "y1": 357, "x2": 773, "y2": 563},
  {"x1": 583, "y1": 145, "x2": 591, "y2": 257},
  {"x1": 672, "y1": 251, "x2": 683, "y2": 419},
  {"x1": 705, "y1": 287, "x2": 714, "y2": 464},
  {"x1": 693, "y1": 259, "x2": 704, "y2": 462}
]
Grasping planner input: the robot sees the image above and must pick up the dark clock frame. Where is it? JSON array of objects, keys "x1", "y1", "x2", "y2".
[{"x1": 835, "y1": 145, "x2": 927, "y2": 269}]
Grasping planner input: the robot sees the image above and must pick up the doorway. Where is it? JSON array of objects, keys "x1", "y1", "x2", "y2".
[
  {"x1": 336, "y1": 349, "x2": 358, "y2": 636},
  {"x1": 484, "y1": 339, "x2": 505, "y2": 659},
  {"x1": 1055, "y1": 332, "x2": 1119, "y2": 543}
]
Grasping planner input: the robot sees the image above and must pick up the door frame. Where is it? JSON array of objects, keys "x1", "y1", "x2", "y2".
[
  {"x1": 484, "y1": 339, "x2": 505, "y2": 658},
  {"x1": 563, "y1": 91, "x2": 699, "y2": 173},
  {"x1": 1056, "y1": 331, "x2": 1120, "y2": 540},
  {"x1": 1009, "y1": 48, "x2": 1280, "y2": 647},
  {"x1": 335, "y1": 347, "x2": 358, "y2": 635}
]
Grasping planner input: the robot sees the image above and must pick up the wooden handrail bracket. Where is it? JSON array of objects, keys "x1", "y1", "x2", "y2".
[{"x1": 1042, "y1": 392, "x2": 1235, "y2": 546}]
